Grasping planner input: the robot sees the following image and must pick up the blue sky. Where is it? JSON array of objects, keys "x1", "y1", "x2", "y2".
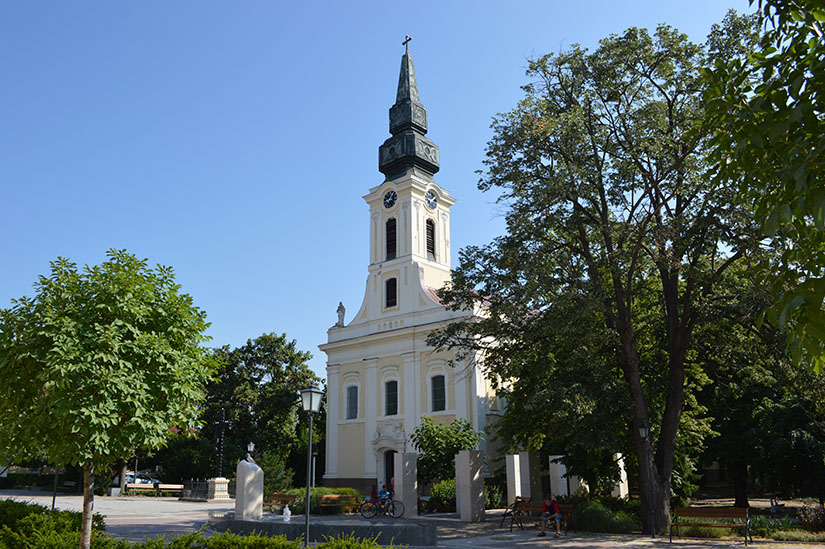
[{"x1": 1, "y1": 1, "x2": 753, "y2": 379}]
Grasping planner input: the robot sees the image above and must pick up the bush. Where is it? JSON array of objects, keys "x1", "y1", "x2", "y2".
[
  {"x1": 282, "y1": 486, "x2": 361, "y2": 515},
  {"x1": 429, "y1": 479, "x2": 456, "y2": 511},
  {"x1": 568, "y1": 500, "x2": 636, "y2": 534},
  {"x1": 0, "y1": 499, "x2": 105, "y2": 532},
  {"x1": 749, "y1": 514, "x2": 796, "y2": 537},
  {"x1": 318, "y1": 533, "x2": 394, "y2": 549},
  {"x1": 484, "y1": 484, "x2": 504, "y2": 509},
  {"x1": 799, "y1": 504, "x2": 825, "y2": 532}
]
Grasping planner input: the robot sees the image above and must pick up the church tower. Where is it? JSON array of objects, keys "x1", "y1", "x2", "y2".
[{"x1": 320, "y1": 43, "x2": 500, "y2": 493}]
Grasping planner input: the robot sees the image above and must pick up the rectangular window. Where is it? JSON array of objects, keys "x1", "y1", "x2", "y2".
[
  {"x1": 346, "y1": 386, "x2": 358, "y2": 419},
  {"x1": 385, "y1": 278, "x2": 397, "y2": 308},
  {"x1": 386, "y1": 218, "x2": 396, "y2": 260},
  {"x1": 431, "y1": 375, "x2": 446, "y2": 412},
  {"x1": 385, "y1": 380, "x2": 398, "y2": 416}
]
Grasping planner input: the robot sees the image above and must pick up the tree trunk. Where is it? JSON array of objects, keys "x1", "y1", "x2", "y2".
[
  {"x1": 731, "y1": 461, "x2": 749, "y2": 508},
  {"x1": 119, "y1": 460, "x2": 126, "y2": 492},
  {"x1": 637, "y1": 436, "x2": 670, "y2": 535},
  {"x1": 80, "y1": 461, "x2": 95, "y2": 549}
]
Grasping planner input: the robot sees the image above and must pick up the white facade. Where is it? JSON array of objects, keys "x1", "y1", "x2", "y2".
[{"x1": 319, "y1": 51, "x2": 500, "y2": 493}]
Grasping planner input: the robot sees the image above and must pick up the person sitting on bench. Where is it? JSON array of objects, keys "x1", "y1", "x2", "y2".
[{"x1": 538, "y1": 495, "x2": 562, "y2": 538}]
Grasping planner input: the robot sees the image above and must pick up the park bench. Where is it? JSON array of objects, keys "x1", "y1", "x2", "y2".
[
  {"x1": 499, "y1": 496, "x2": 531, "y2": 528},
  {"x1": 507, "y1": 500, "x2": 572, "y2": 535},
  {"x1": 263, "y1": 493, "x2": 297, "y2": 512},
  {"x1": 669, "y1": 507, "x2": 751, "y2": 545},
  {"x1": 157, "y1": 483, "x2": 184, "y2": 496},
  {"x1": 126, "y1": 483, "x2": 157, "y2": 495},
  {"x1": 59, "y1": 481, "x2": 79, "y2": 493},
  {"x1": 125, "y1": 483, "x2": 183, "y2": 496},
  {"x1": 316, "y1": 493, "x2": 361, "y2": 515}
]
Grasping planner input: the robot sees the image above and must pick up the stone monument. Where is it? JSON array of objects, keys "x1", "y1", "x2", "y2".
[
  {"x1": 393, "y1": 452, "x2": 418, "y2": 517},
  {"x1": 455, "y1": 450, "x2": 485, "y2": 522},
  {"x1": 235, "y1": 455, "x2": 263, "y2": 519}
]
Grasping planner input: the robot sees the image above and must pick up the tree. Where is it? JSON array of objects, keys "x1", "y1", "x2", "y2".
[
  {"x1": 703, "y1": 0, "x2": 825, "y2": 372},
  {"x1": 203, "y1": 333, "x2": 319, "y2": 482},
  {"x1": 428, "y1": 18, "x2": 759, "y2": 532},
  {"x1": 409, "y1": 417, "x2": 483, "y2": 485},
  {"x1": 0, "y1": 250, "x2": 214, "y2": 549}
]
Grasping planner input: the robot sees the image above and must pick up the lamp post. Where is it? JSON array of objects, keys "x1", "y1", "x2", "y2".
[{"x1": 299, "y1": 386, "x2": 323, "y2": 547}]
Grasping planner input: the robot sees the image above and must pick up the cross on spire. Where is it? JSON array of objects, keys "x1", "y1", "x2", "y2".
[{"x1": 403, "y1": 35, "x2": 412, "y2": 54}]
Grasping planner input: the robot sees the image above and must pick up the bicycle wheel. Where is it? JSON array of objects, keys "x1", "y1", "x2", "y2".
[
  {"x1": 387, "y1": 500, "x2": 405, "y2": 518},
  {"x1": 360, "y1": 501, "x2": 378, "y2": 518}
]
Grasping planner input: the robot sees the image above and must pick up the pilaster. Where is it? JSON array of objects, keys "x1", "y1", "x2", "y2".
[
  {"x1": 325, "y1": 364, "x2": 340, "y2": 478},
  {"x1": 364, "y1": 358, "x2": 378, "y2": 476}
]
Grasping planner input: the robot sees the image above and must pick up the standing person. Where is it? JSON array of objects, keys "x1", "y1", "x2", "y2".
[{"x1": 538, "y1": 495, "x2": 562, "y2": 538}]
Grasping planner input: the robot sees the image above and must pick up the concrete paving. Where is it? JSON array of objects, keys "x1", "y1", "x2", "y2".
[{"x1": 0, "y1": 489, "x2": 818, "y2": 547}]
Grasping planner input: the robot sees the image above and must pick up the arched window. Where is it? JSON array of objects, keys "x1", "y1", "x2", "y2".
[
  {"x1": 426, "y1": 219, "x2": 436, "y2": 261},
  {"x1": 385, "y1": 278, "x2": 397, "y2": 308},
  {"x1": 386, "y1": 218, "x2": 396, "y2": 260},
  {"x1": 346, "y1": 385, "x2": 358, "y2": 419},
  {"x1": 431, "y1": 374, "x2": 446, "y2": 412},
  {"x1": 385, "y1": 380, "x2": 398, "y2": 415}
]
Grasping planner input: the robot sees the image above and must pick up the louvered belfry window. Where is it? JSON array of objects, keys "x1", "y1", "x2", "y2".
[
  {"x1": 386, "y1": 218, "x2": 396, "y2": 260},
  {"x1": 386, "y1": 278, "x2": 397, "y2": 308},
  {"x1": 426, "y1": 219, "x2": 436, "y2": 261}
]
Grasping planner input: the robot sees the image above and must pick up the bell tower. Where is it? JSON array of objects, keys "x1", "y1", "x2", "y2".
[{"x1": 363, "y1": 42, "x2": 455, "y2": 311}]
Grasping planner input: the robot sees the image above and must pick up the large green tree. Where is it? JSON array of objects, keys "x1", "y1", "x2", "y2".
[
  {"x1": 429, "y1": 18, "x2": 758, "y2": 532},
  {"x1": 204, "y1": 333, "x2": 320, "y2": 483},
  {"x1": 703, "y1": 0, "x2": 825, "y2": 371},
  {"x1": 0, "y1": 250, "x2": 214, "y2": 549},
  {"x1": 409, "y1": 417, "x2": 483, "y2": 485}
]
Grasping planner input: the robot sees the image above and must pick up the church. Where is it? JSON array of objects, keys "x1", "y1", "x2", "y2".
[{"x1": 319, "y1": 44, "x2": 501, "y2": 493}]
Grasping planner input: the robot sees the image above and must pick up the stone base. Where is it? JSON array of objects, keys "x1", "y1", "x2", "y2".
[
  {"x1": 209, "y1": 514, "x2": 437, "y2": 546},
  {"x1": 207, "y1": 477, "x2": 231, "y2": 500}
]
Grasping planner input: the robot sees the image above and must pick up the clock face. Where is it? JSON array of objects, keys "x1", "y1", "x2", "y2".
[
  {"x1": 383, "y1": 190, "x2": 397, "y2": 209},
  {"x1": 424, "y1": 190, "x2": 437, "y2": 210}
]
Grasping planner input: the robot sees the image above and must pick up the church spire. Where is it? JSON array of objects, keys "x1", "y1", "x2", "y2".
[{"x1": 379, "y1": 37, "x2": 440, "y2": 181}]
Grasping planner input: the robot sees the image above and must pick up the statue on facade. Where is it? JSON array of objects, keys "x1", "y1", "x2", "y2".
[{"x1": 336, "y1": 301, "x2": 346, "y2": 327}]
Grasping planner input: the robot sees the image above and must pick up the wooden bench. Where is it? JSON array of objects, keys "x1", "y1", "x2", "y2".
[
  {"x1": 499, "y1": 496, "x2": 531, "y2": 528},
  {"x1": 316, "y1": 493, "x2": 361, "y2": 515},
  {"x1": 59, "y1": 481, "x2": 79, "y2": 493},
  {"x1": 508, "y1": 501, "x2": 572, "y2": 535},
  {"x1": 670, "y1": 507, "x2": 751, "y2": 545},
  {"x1": 126, "y1": 483, "x2": 157, "y2": 495},
  {"x1": 264, "y1": 493, "x2": 298, "y2": 512},
  {"x1": 157, "y1": 483, "x2": 183, "y2": 495}
]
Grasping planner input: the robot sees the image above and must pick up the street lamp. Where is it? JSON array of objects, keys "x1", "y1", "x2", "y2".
[
  {"x1": 300, "y1": 386, "x2": 323, "y2": 547},
  {"x1": 638, "y1": 423, "x2": 649, "y2": 440},
  {"x1": 246, "y1": 442, "x2": 255, "y2": 463}
]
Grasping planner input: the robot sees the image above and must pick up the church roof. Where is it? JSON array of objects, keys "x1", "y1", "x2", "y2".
[{"x1": 378, "y1": 41, "x2": 440, "y2": 181}]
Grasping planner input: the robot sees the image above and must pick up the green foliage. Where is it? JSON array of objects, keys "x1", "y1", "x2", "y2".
[
  {"x1": 202, "y1": 333, "x2": 319, "y2": 482},
  {"x1": 282, "y1": 486, "x2": 361, "y2": 515},
  {"x1": 770, "y1": 529, "x2": 825, "y2": 542},
  {"x1": 409, "y1": 417, "x2": 483, "y2": 485},
  {"x1": 749, "y1": 514, "x2": 796, "y2": 537},
  {"x1": 799, "y1": 504, "x2": 825, "y2": 532},
  {"x1": 0, "y1": 500, "x2": 109, "y2": 548},
  {"x1": 568, "y1": 500, "x2": 637, "y2": 533},
  {"x1": 0, "y1": 249, "x2": 214, "y2": 469},
  {"x1": 429, "y1": 478, "x2": 456, "y2": 510},
  {"x1": 703, "y1": 2, "x2": 825, "y2": 372},
  {"x1": 259, "y1": 451, "x2": 295, "y2": 496},
  {"x1": 428, "y1": 15, "x2": 762, "y2": 529},
  {"x1": 484, "y1": 484, "x2": 504, "y2": 509},
  {"x1": 317, "y1": 533, "x2": 401, "y2": 549}
]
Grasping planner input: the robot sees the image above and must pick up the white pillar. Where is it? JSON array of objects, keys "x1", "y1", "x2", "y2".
[
  {"x1": 455, "y1": 450, "x2": 485, "y2": 522},
  {"x1": 505, "y1": 454, "x2": 521, "y2": 504},
  {"x1": 364, "y1": 358, "x2": 378, "y2": 477},
  {"x1": 394, "y1": 452, "x2": 418, "y2": 518},
  {"x1": 518, "y1": 451, "x2": 541, "y2": 501},
  {"x1": 611, "y1": 453, "x2": 629, "y2": 498},
  {"x1": 548, "y1": 455, "x2": 567, "y2": 496},
  {"x1": 402, "y1": 352, "x2": 417, "y2": 439},
  {"x1": 324, "y1": 364, "x2": 340, "y2": 479}
]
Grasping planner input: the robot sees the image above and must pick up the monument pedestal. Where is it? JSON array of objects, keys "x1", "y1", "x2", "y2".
[{"x1": 208, "y1": 477, "x2": 231, "y2": 500}]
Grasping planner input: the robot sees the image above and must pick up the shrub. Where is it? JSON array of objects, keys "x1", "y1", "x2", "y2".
[
  {"x1": 749, "y1": 514, "x2": 796, "y2": 537},
  {"x1": 319, "y1": 533, "x2": 404, "y2": 549},
  {"x1": 568, "y1": 500, "x2": 636, "y2": 534},
  {"x1": 429, "y1": 478, "x2": 456, "y2": 511},
  {"x1": 283, "y1": 486, "x2": 361, "y2": 515},
  {"x1": 484, "y1": 484, "x2": 503, "y2": 509},
  {"x1": 197, "y1": 531, "x2": 299, "y2": 548},
  {"x1": 799, "y1": 504, "x2": 825, "y2": 532},
  {"x1": 771, "y1": 529, "x2": 825, "y2": 543}
]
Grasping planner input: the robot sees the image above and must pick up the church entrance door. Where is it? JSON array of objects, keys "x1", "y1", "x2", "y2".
[{"x1": 384, "y1": 450, "x2": 396, "y2": 492}]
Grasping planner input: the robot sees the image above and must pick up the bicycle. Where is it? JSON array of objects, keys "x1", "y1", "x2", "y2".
[{"x1": 360, "y1": 497, "x2": 405, "y2": 518}]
